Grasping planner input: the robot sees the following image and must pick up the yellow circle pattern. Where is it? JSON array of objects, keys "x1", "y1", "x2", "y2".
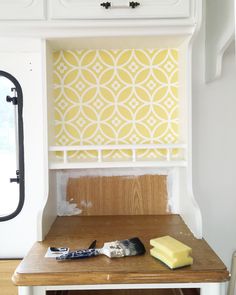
[{"x1": 53, "y1": 48, "x2": 179, "y2": 160}]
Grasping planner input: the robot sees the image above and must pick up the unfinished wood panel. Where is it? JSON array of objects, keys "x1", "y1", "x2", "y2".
[
  {"x1": 13, "y1": 215, "x2": 229, "y2": 286},
  {"x1": 67, "y1": 175, "x2": 168, "y2": 215},
  {"x1": 0, "y1": 260, "x2": 20, "y2": 295}
]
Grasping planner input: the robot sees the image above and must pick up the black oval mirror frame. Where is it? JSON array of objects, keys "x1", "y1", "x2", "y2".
[{"x1": 0, "y1": 70, "x2": 24, "y2": 221}]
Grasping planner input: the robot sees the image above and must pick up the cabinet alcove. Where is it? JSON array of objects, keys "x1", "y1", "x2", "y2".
[
  {"x1": 40, "y1": 34, "x2": 202, "y2": 240},
  {"x1": 9, "y1": 1, "x2": 229, "y2": 294}
]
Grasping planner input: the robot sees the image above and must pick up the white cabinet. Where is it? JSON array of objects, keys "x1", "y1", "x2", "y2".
[
  {"x1": 0, "y1": 0, "x2": 45, "y2": 20},
  {"x1": 49, "y1": 0, "x2": 191, "y2": 20}
]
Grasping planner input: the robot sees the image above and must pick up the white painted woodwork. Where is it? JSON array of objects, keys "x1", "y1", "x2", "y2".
[
  {"x1": 205, "y1": 0, "x2": 234, "y2": 82},
  {"x1": 48, "y1": 144, "x2": 187, "y2": 169},
  {"x1": 178, "y1": 168, "x2": 202, "y2": 238},
  {"x1": 0, "y1": 0, "x2": 205, "y2": 283},
  {"x1": 18, "y1": 286, "x2": 34, "y2": 295},
  {"x1": 0, "y1": 0, "x2": 45, "y2": 20},
  {"x1": 37, "y1": 40, "x2": 57, "y2": 242},
  {"x1": 0, "y1": 25, "x2": 196, "y2": 42},
  {"x1": 48, "y1": 35, "x2": 189, "y2": 51},
  {"x1": 228, "y1": 251, "x2": 236, "y2": 295},
  {"x1": 43, "y1": 13, "x2": 202, "y2": 239},
  {"x1": 235, "y1": 0, "x2": 236, "y2": 61},
  {"x1": 18, "y1": 282, "x2": 227, "y2": 295},
  {"x1": 0, "y1": 0, "x2": 203, "y2": 245},
  {"x1": 0, "y1": 38, "x2": 46, "y2": 257},
  {"x1": 0, "y1": 2, "x2": 230, "y2": 295},
  {"x1": 200, "y1": 283, "x2": 226, "y2": 295},
  {"x1": 49, "y1": 160, "x2": 188, "y2": 170},
  {"x1": 49, "y1": 0, "x2": 192, "y2": 20}
]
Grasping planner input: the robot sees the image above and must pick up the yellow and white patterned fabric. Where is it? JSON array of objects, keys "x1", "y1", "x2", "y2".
[{"x1": 53, "y1": 48, "x2": 179, "y2": 160}]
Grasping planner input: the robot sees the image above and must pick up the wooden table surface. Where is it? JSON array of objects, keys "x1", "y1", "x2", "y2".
[{"x1": 13, "y1": 215, "x2": 229, "y2": 286}]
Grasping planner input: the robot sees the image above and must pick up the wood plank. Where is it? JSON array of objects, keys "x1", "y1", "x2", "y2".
[
  {"x1": 66, "y1": 175, "x2": 169, "y2": 215},
  {"x1": 181, "y1": 289, "x2": 200, "y2": 295},
  {"x1": 47, "y1": 290, "x2": 198, "y2": 295},
  {"x1": 13, "y1": 215, "x2": 229, "y2": 286},
  {"x1": 0, "y1": 260, "x2": 20, "y2": 295},
  {"x1": 46, "y1": 289, "x2": 199, "y2": 295}
]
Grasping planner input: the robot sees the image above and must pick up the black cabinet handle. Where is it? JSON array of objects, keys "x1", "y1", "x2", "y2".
[
  {"x1": 100, "y1": 1, "x2": 140, "y2": 9},
  {"x1": 129, "y1": 2, "x2": 140, "y2": 8},
  {"x1": 100, "y1": 2, "x2": 111, "y2": 9}
]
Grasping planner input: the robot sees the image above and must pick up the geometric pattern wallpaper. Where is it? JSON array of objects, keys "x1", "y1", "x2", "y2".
[{"x1": 53, "y1": 48, "x2": 179, "y2": 160}]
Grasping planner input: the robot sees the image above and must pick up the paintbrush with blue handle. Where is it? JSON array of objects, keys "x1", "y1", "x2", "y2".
[{"x1": 56, "y1": 237, "x2": 146, "y2": 261}]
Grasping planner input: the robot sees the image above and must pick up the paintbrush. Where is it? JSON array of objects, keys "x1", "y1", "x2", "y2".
[{"x1": 56, "y1": 237, "x2": 146, "y2": 261}]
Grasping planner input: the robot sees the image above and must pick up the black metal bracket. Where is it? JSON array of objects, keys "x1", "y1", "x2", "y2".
[
  {"x1": 6, "y1": 95, "x2": 18, "y2": 105},
  {"x1": 10, "y1": 170, "x2": 20, "y2": 184},
  {"x1": 129, "y1": 1, "x2": 140, "y2": 8},
  {"x1": 100, "y1": 2, "x2": 111, "y2": 9},
  {"x1": 0, "y1": 70, "x2": 24, "y2": 222},
  {"x1": 6, "y1": 87, "x2": 18, "y2": 105}
]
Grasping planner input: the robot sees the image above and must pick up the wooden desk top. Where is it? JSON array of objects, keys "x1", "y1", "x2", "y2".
[{"x1": 13, "y1": 215, "x2": 229, "y2": 286}]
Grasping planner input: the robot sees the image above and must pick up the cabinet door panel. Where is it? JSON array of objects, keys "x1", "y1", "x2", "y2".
[
  {"x1": 49, "y1": 0, "x2": 191, "y2": 20},
  {"x1": 0, "y1": 0, "x2": 45, "y2": 20}
]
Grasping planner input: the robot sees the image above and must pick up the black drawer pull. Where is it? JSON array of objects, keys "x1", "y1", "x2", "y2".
[
  {"x1": 100, "y1": 2, "x2": 111, "y2": 9},
  {"x1": 129, "y1": 1, "x2": 140, "y2": 8},
  {"x1": 100, "y1": 1, "x2": 140, "y2": 9}
]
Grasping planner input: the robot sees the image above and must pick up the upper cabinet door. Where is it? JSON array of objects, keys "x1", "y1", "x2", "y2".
[
  {"x1": 49, "y1": 0, "x2": 191, "y2": 20},
  {"x1": 0, "y1": 0, "x2": 45, "y2": 20}
]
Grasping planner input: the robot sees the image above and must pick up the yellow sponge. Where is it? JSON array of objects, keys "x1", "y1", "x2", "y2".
[
  {"x1": 150, "y1": 236, "x2": 192, "y2": 258},
  {"x1": 150, "y1": 235, "x2": 193, "y2": 269},
  {"x1": 150, "y1": 247, "x2": 193, "y2": 269}
]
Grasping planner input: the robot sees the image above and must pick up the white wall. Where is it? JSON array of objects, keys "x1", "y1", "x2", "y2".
[
  {"x1": 0, "y1": 39, "x2": 47, "y2": 258},
  {"x1": 193, "y1": 21, "x2": 236, "y2": 269}
]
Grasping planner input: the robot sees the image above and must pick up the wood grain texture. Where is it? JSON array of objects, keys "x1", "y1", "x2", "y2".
[
  {"x1": 47, "y1": 289, "x2": 199, "y2": 295},
  {"x1": 67, "y1": 175, "x2": 168, "y2": 215},
  {"x1": 0, "y1": 260, "x2": 20, "y2": 295},
  {"x1": 13, "y1": 215, "x2": 229, "y2": 286}
]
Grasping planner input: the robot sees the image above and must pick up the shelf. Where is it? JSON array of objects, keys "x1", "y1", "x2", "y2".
[
  {"x1": 49, "y1": 144, "x2": 187, "y2": 169},
  {"x1": 49, "y1": 161, "x2": 187, "y2": 169},
  {"x1": 13, "y1": 215, "x2": 229, "y2": 287}
]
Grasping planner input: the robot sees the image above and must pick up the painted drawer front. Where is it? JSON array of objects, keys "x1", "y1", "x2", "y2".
[
  {"x1": 0, "y1": 0, "x2": 45, "y2": 20},
  {"x1": 49, "y1": 0, "x2": 191, "y2": 20}
]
